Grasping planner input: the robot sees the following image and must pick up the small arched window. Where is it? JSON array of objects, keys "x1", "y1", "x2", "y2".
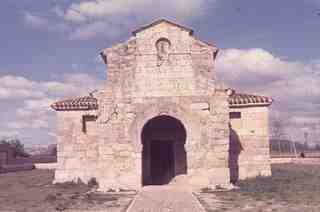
[
  {"x1": 156, "y1": 38, "x2": 171, "y2": 55},
  {"x1": 155, "y1": 38, "x2": 171, "y2": 66}
]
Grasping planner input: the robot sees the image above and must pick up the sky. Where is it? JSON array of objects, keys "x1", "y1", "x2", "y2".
[{"x1": 0, "y1": 0, "x2": 319, "y2": 147}]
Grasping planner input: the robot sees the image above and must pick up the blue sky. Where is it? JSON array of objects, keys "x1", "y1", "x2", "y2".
[{"x1": 0, "y1": 0, "x2": 319, "y2": 146}]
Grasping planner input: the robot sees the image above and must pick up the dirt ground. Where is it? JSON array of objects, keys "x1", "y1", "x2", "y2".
[
  {"x1": 0, "y1": 169, "x2": 135, "y2": 212},
  {"x1": 196, "y1": 164, "x2": 320, "y2": 212}
]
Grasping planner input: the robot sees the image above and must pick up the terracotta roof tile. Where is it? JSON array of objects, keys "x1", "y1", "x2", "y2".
[
  {"x1": 51, "y1": 96, "x2": 98, "y2": 111},
  {"x1": 51, "y1": 92, "x2": 273, "y2": 111},
  {"x1": 228, "y1": 92, "x2": 273, "y2": 107}
]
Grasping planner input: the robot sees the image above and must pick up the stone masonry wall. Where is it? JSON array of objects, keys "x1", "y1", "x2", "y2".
[
  {"x1": 133, "y1": 22, "x2": 218, "y2": 98},
  {"x1": 53, "y1": 20, "x2": 274, "y2": 191},
  {"x1": 55, "y1": 21, "x2": 232, "y2": 191},
  {"x1": 54, "y1": 111, "x2": 99, "y2": 184},
  {"x1": 229, "y1": 106, "x2": 271, "y2": 182},
  {"x1": 94, "y1": 22, "x2": 230, "y2": 190},
  {"x1": 97, "y1": 36, "x2": 140, "y2": 190},
  {"x1": 94, "y1": 94, "x2": 230, "y2": 190}
]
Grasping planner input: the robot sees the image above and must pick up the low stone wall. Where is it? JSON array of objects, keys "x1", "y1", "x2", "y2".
[
  {"x1": 271, "y1": 158, "x2": 320, "y2": 164},
  {"x1": 0, "y1": 163, "x2": 35, "y2": 173},
  {"x1": 11, "y1": 155, "x2": 57, "y2": 165},
  {"x1": 35, "y1": 163, "x2": 58, "y2": 170},
  {"x1": 271, "y1": 158, "x2": 294, "y2": 164}
]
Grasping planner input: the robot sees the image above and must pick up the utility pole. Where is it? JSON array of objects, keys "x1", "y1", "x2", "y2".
[
  {"x1": 304, "y1": 131, "x2": 309, "y2": 156},
  {"x1": 278, "y1": 137, "x2": 282, "y2": 156},
  {"x1": 290, "y1": 135, "x2": 298, "y2": 159}
]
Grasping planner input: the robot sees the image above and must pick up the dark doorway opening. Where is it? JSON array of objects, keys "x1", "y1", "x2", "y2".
[
  {"x1": 141, "y1": 115, "x2": 187, "y2": 186},
  {"x1": 150, "y1": 140, "x2": 174, "y2": 185}
]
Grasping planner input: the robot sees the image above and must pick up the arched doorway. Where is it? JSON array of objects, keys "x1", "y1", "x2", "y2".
[{"x1": 141, "y1": 115, "x2": 187, "y2": 185}]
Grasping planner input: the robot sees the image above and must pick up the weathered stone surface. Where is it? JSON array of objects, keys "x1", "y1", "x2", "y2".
[
  {"x1": 229, "y1": 106, "x2": 272, "y2": 182},
  {"x1": 53, "y1": 19, "x2": 272, "y2": 191}
]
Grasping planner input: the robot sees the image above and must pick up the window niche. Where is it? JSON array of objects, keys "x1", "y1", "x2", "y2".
[
  {"x1": 82, "y1": 115, "x2": 97, "y2": 134},
  {"x1": 230, "y1": 112, "x2": 241, "y2": 119},
  {"x1": 156, "y1": 38, "x2": 171, "y2": 66}
]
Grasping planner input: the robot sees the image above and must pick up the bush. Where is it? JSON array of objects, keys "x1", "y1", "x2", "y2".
[
  {"x1": 88, "y1": 177, "x2": 99, "y2": 188},
  {"x1": 0, "y1": 138, "x2": 30, "y2": 157}
]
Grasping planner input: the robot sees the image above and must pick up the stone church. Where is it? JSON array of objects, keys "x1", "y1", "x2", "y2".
[{"x1": 51, "y1": 19, "x2": 273, "y2": 191}]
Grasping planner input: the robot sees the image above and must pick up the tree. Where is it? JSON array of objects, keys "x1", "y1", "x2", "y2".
[
  {"x1": 270, "y1": 114, "x2": 286, "y2": 154},
  {"x1": 48, "y1": 144, "x2": 57, "y2": 156},
  {"x1": 303, "y1": 141, "x2": 309, "y2": 152},
  {"x1": 315, "y1": 144, "x2": 320, "y2": 151},
  {"x1": 0, "y1": 138, "x2": 30, "y2": 157}
]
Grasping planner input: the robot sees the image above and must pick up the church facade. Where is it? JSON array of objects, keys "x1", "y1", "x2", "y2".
[{"x1": 51, "y1": 19, "x2": 273, "y2": 191}]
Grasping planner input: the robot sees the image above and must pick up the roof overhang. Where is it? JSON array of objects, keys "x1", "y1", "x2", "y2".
[
  {"x1": 51, "y1": 96, "x2": 98, "y2": 111},
  {"x1": 227, "y1": 89, "x2": 273, "y2": 108}
]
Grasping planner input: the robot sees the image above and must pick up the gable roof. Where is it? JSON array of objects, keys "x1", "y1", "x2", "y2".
[{"x1": 132, "y1": 19, "x2": 194, "y2": 36}]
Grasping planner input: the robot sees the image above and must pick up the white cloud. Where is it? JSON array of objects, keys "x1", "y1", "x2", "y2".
[
  {"x1": 0, "y1": 88, "x2": 44, "y2": 99},
  {"x1": 23, "y1": 12, "x2": 49, "y2": 29},
  {"x1": 217, "y1": 48, "x2": 320, "y2": 143},
  {"x1": 0, "y1": 73, "x2": 102, "y2": 100},
  {"x1": 24, "y1": 98, "x2": 55, "y2": 112},
  {"x1": 31, "y1": 118, "x2": 50, "y2": 129},
  {"x1": 290, "y1": 116, "x2": 320, "y2": 125},
  {"x1": 22, "y1": 0, "x2": 216, "y2": 39},
  {"x1": 1, "y1": 75, "x2": 35, "y2": 88},
  {"x1": 42, "y1": 81, "x2": 76, "y2": 96},
  {"x1": 23, "y1": 10, "x2": 70, "y2": 33},
  {"x1": 216, "y1": 49, "x2": 320, "y2": 98},
  {"x1": 65, "y1": 8, "x2": 87, "y2": 23},
  {"x1": 0, "y1": 130, "x2": 20, "y2": 139},
  {"x1": 48, "y1": 132, "x2": 57, "y2": 138},
  {"x1": 0, "y1": 73, "x2": 103, "y2": 140},
  {"x1": 64, "y1": 0, "x2": 212, "y2": 21},
  {"x1": 10, "y1": 97, "x2": 55, "y2": 130},
  {"x1": 51, "y1": 6, "x2": 64, "y2": 18},
  {"x1": 7, "y1": 121, "x2": 29, "y2": 129},
  {"x1": 8, "y1": 117, "x2": 49, "y2": 129},
  {"x1": 61, "y1": 0, "x2": 215, "y2": 40},
  {"x1": 0, "y1": 75, "x2": 45, "y2": 99},
  {"x1": 16, "y1": 108, "x2": 32, "y2": 118},
  {"x1": 62, "y1": 73, "x2": 104, "y2": 94},
  {"x1": 69, "y1": 21, "x2": 109, "y2": 40},
  {"x1": 216, "y1": 48, "x2": 303, "y2": 87},
  {"x1": 69, "y1": 19, "x2": 133, "y2": 40}
]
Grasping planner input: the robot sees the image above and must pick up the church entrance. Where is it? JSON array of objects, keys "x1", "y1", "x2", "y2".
[
  {"x1": 150, "y1": 140, "x2": 174, "y2": 185},
  {"x1": 141, "y1": 115, "x2": 187, "y2": 186}
]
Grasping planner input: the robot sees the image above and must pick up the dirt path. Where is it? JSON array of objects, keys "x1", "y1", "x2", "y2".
[{"x1": 127, "y1": 186, "x2": 206, "y2": 212}]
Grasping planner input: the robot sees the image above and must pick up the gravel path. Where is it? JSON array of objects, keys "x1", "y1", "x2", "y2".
[{"x1": 127, "y1": 186, "x2": 206, "y2": 212}]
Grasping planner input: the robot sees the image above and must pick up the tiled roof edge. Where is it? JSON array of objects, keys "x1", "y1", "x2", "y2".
[{"x1": 51, "y1": 96, "x2": 98, "y2": 111}]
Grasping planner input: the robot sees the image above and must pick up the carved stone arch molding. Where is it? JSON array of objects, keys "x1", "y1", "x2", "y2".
[{"x1": 129, "y1": 101, "x2": 201, "y2": 153}]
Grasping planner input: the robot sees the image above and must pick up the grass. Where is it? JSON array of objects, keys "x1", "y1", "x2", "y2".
[
  {"x1": 233, "y1": 164, "x2": 320, "y2": 204},
  {"x1": 0, "y1": 169, "x2": 135, "y2": 212},
  {"x1": 198, "y1": 164, "x2": 320, "y2": 211},
  {"x1": 1, "y1": 164, "x2": 320, "y2": 211}
]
